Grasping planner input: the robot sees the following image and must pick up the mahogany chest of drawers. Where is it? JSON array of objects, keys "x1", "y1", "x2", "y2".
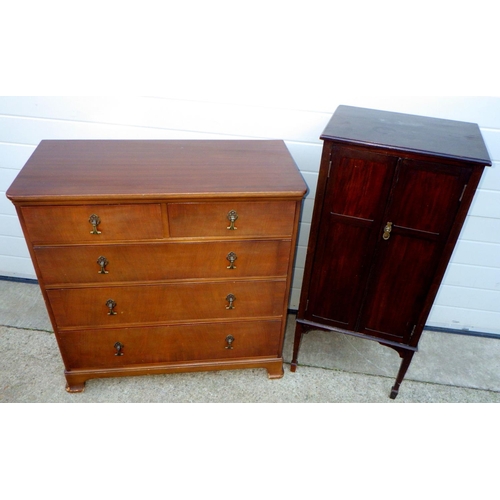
[{"x1": 7, "y1": 140, "x2": 307, "y2": 392}]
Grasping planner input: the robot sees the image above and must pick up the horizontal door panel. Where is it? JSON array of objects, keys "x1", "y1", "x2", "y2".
[
  {"x1": 385, "y1": 159, "x2": 470, "y2": 236},
  {"x1": 325, "y1": 146, "x2": 398, "y2": 220},
  {"x1": 168, "y1": 201, "x2": 296, "y2": 237},
  {"x1": 21, "y1": 204, "x2": 163, "y2": 243},
  {"x1": 47, "y1": 280, "x2": 287, "y2": 328},
  {"x1": 57, "y1": 320, "x2": 283, "y2": 369},
  {"x1": 34, "y1": 240, "x2": 291, "y2": 285}
]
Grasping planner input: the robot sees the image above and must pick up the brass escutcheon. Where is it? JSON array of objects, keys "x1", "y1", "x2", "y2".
[{"x1": 382, "y1": 221, "x2": 393, "y2": 240}]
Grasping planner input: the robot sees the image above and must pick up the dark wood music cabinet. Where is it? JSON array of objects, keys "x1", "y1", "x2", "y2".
[
  {"x1": 7, "y1": 140, "x2": 306, "y2": 392},
  {"x1": 291, "y1": 105, "x2": 491, "y2": 398}
]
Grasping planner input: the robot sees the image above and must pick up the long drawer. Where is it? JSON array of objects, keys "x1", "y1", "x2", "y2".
[
  {"x1": 57, "y1": 320, "x2": 283, "y2": 369},
  {"x1": 21, "y1": 204, "x2": 164, "y2": 243},
  {"x1": 34, "y1": 240, "x2": 291, "y2": 285},
  {"x1": 47, "y1": 280, "x2": 287, "y2": 328}
]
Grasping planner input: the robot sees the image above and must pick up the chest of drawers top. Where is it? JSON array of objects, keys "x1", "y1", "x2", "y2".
[{"x1": 6, "y1": 140, "x2": 306, "y2": 203}]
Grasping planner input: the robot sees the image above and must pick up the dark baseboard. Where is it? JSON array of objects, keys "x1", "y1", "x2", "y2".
[
  {"x1": 0, "y1": 275, "x2": 38, "y2": 285},
  {"x1": 423, "y1": 325, "x2": 500, "y2": 340}
]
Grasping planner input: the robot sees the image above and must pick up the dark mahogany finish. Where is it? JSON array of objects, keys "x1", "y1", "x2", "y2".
[
  {"x1": 7, "y1": 140, "x2": 307, "y2": 392},
  {"x1": 291, "y1": 106, "x2": 491, "y2": 399}
]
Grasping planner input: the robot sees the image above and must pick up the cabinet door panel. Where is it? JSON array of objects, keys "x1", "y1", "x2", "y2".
[
  {"x1": 358, "y1": 159, "x2": 472, "y2": 341},
  {"x1": 359, "y1": 236, "x2": 441, "y2": 342},
  {"x1": 309, "y1": 219, "x2": 373, "y2": 327},
  {"x1": 386, "y1": 159, "x2": 470, "y2": 236},
  {"x1": 327, "y1": 148, "x2": 396, "y2": 220},
  {"x1": 305, "y1": 147, "x2": 398, "y2": 329}
]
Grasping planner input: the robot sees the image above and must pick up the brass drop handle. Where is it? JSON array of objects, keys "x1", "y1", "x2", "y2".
[
  {"x1": 114, "y1": 341, "x2": 124, "y2": 356},
  {"x1": 89, "y1": 214, "x2": 101, "y2": 234},
  {"x1": 226, "y1": 251, "x2": 237, "y2": 269},
  {"x1": 106, "y1": 299, "x2": 117, "y2": 315},
  {"x1": 382, "y1": 221, "x2": 393, "y2": 240},
  {"x1": 97, "y1": 256, "x2": 109, "y2": 274},
  {"x1": 226, "y1": 210, "x2": 238, "y2": 230},
  {"x1": 225, "y1": 293, "x2": 236, "y2": 310},
  {"x1": 225, "y1": 335, "x2": 235, "y2": 349}
]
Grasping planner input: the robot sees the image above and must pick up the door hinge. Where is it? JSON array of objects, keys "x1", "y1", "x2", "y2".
[
  {"x1": 327, "y1": 153, "x2": 333, "y2": 178},
  {"x1": 410, "y1": 324, "x2": 416, "y2": 338},
  {"x1": 305, "y1": 299, "x2": 310, "y2": 311},
  {"x1": 459, "y1": 184, "x2": 467, "y2": 202}
]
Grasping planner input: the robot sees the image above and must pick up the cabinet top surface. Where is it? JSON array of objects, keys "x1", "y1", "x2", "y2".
[
  {"x1": 321, "y1": 105, "x2": 492, "y2": 165},
  {"x1": 7, "y1": 140, "x2": 307, "y2": 203}
]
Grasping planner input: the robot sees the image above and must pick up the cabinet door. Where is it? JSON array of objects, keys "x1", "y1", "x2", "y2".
[
  {"x1": 305, "y1": 146, "x2": 398, "y2": 330},
  {"x1": 357, "y1": 158, "x2": 472, "y2": 343}
]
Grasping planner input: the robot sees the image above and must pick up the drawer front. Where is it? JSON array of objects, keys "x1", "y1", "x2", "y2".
[
  {"x1": 47, "y1": 280, "x2": 287, "y2": 328},
  {"x1": 21, "y1": 204, "x2": 163, "y2": 243},
  {"x1": 57, "y1": 320, "x2": 282, "y2": 369},
  {"x1": 168, "y1": 201, "x2": 296, "y2": 237},
  {"x1": 34, "y1": 240, "x2": 291, "y2": 285}
]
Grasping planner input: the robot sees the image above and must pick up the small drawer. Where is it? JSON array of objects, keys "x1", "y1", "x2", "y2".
[
  {"x1": 21, "y1": 204, "x2": 163, "y2": 243},
  {"x1": 57, "y1": 320, "x2": 282, "y2": 369},
  {"x1": 34, "y1": 240, "x2": 291, "y2": 285},
  {"x1": 47, "y1": 280, "x2": 287, "y2": 329},
  {"x1": 168, "y1": 201, "x2": 296, "y2": 238}
]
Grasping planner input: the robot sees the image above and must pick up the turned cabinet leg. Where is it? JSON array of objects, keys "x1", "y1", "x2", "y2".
[
  {"x1": 291, "y1": 321, "x2": 306, "y2": 372},
  {"x1": 390, "y1": 350, "x2": 415, "y2": 399}
]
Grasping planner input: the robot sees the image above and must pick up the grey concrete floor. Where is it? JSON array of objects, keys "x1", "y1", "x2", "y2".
[{"x1": 1, "y1": 278, "x2": 499, "y2": 403}]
